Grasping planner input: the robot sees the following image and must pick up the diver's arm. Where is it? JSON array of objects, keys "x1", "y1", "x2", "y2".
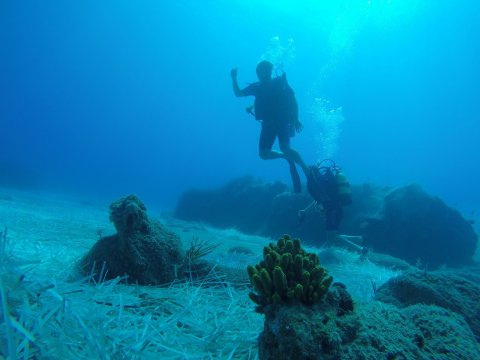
[{"x1": 231, "y1": 68, "x2": 244, "y2": 97}]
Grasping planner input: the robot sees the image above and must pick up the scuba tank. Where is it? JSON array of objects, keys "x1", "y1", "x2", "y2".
[{"x1": 307, "y1": 159, "x2": 352, "y2": 205}]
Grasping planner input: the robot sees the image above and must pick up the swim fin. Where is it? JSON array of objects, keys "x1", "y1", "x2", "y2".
[{"x1": 289, "y1": 161, "x2": 301, "y2": 193}]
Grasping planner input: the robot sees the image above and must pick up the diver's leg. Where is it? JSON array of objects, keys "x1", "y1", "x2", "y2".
[
  {"x1": 337, "y1": 234, "x2": 366, "y2": 246},
  {"x1": 272, "y1": 128, "x2": 302, "y2": 192},
  {"x1": 329, "y1": 232, "x2": 365, "y2": 253},
  {"x1": 279, "y1": 141, "x2": 309, "y2": 176},
  {"x1": 276, "y1": 122, "x2": 309, "y2": 176},
  {"x1": 259, "y1": 123, "x2": 285, "y2": 160},
  {"x1": 324, "y1": 204, "x2": 342, "y2": 246},
  {"x1": 288, "y1": 159, "x2": 302, "y2": 193},
  {"x1": 259, "y1": 149, "x2": 284, "y2": 160},
  {"x1": 324, "y1": 204, "x2": 364, "y2": 254}
]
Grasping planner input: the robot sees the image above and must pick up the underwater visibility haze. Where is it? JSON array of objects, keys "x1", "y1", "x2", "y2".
[
  {"x1": 2, "y1": 1, "x2": 480, "y2": 359},
  {"x1": 1, "y1": 0, "x2": 480, "y2": 212}
]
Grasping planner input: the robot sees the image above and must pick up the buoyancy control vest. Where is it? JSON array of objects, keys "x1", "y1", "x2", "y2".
[
  {"x1": 307, "y1": 159, "x2": 352, "y2": 206},
  {"x1": 251, "y1": 73, "x2": 298, "y2": 123}
]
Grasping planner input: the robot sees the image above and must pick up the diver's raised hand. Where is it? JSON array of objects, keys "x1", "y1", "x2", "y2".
[{"x1": 231, "y1": 68, "x2": 244, "y2": 97}]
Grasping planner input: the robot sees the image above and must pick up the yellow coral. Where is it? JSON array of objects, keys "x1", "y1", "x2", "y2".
[{"x1": 247, "y1": 234, "x2": 333, "y2": 310}]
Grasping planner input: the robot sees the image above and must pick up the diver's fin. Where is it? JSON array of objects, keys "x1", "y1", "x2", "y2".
[{"x1": 289, "y1": 161, "x2": 301, "y2": 193}]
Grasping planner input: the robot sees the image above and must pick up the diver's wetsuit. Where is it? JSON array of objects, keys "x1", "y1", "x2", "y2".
[
  {"x1": 324, "y1": 201, "x2": 343, "y2": 231},
  {"x1": 241, "y1": 76, "x2": 295, "y2": 152},
  {"x1": 306, "y1": 166, "x2": 344, "y2": 231}
]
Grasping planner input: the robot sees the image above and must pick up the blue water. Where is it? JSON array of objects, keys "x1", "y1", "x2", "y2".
[{"x1": 1, "y1": 0, "x2": 479, "y2": 212}]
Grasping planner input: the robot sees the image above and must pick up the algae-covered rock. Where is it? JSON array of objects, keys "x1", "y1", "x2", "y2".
[
  {"x1": 79, "y1": 195, "x2": 183, "y2": 285},
  {"x1": 259, "y1": 300, "x2": 480, "y2": 360},
  {"x1": 174, "y1": 176, "x2": 287, "y2": 233},
  {"x1": 375, "y1": 267, "x2": 480, "y2": 341},
  {"x1": 247, "y1": 234, "x2": 332, "y2": 312},
  {"x1": 363, "y1": 184, "x2": 478, "y2": 267}
]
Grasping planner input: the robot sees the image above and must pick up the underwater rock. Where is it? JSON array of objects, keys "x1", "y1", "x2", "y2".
[
  {"x1": 259, "y1": 191, "x2": 322, "y2": 240},
  {"x1": 375, "y1": 267, "x2": 480, "y2": 341},
  {"x1": 258, "y1": 299, "x2": 480, "y2": 359},
  {"x1": 259, "y1": 283, "x2": 356, "y2": 360},
  {"x1": 265, "y1": 183, "x2": 478, "y2": 268},
  {"x1": 261, "y1": 184, "x2": 389, "y2": 243},
  {"x1": 174, "y1": 175, "x2": 287, "y2": 233},
  {"x1": 78, "y1": 195, "x2": 183, "y2": 285},
  {"x1": 173, "y1": 177, "x2": 386, "y2": 244},
  {"x1": 362, "y1": 184, "x2": 478, "y2": 267},
  {"x1": 174, "y1": 178, "x2": 477, "y2": 267},
  {"x1": 259, "y1": 184, "x2": 390, "y2": 242}
]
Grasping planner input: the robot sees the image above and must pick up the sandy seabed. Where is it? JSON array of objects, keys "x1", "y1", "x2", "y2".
[{"x1": 0, "y1": 188, "x2": 401, "y2": 359}]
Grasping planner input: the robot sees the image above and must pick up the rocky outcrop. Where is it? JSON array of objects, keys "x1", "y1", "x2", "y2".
[
  {"x1": 362, "y1": 184, "x2": 478, "y2": 267},
  {"x1": 174, "y1": 177, "x2": 478, "y2": 268},
  {"x1": 79, "y1": 195, "x2": 184, "y2": 285},
  {"x1": 259, "y1": 289, "x2": 480, "y2": 359},
  {"x1": 174, "y1": 175, "x2": 287, "y2": 234},
  {"x1": 375, "y1": 267, "x2": 480, "y2": 341}
]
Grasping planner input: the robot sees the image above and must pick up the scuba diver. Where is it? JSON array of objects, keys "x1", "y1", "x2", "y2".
[
  {"x1": 302, "y1": 159, "x2": 368, "y2": 256},
  {"x1": 231, "y1": 60, "x2": 309, "y2": 193}
]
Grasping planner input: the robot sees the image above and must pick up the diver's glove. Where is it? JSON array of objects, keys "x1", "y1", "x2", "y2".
[{"x1": 292, "y1": 118, "x2": 304, "y2": 133}]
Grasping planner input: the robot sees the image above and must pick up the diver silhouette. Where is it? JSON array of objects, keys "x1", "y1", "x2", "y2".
[{"x1": 231, "y1": 60, "x2": 309, "y2": 193}]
